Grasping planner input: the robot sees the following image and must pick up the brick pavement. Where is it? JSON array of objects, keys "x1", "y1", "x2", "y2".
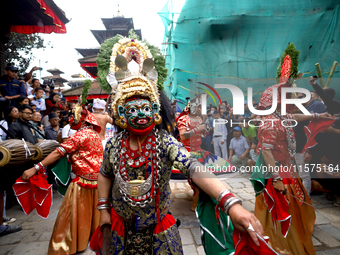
[{"x1": 0, "y1": 172, "x2": 340, "y2": 254}]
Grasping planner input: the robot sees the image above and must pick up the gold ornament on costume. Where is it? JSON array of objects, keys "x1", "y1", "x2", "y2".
[
  {"x1": 118, "y1": 116, "x2": 127, "y2": 129},
  {"x1": 153, "y1": 113, "x2": 162, "y2": 125},
  {"x1": 107, "y1": 38, "x2": 161, "y2": 121},
  {"x1": 73, "y1": 96, "x2": 83, "y2": 124}
]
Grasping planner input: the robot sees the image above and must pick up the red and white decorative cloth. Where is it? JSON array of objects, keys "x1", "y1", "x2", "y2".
[
  {"x1": 233, "y1": 225, "x2": 280, "y2": 255},
  {"x1": 263, "y1": 178, "x2": 291, "y2": 237},
  {"x1": 13, "y1": 169, "x2": 52, "y2": 219},
  {"x1": 301, "y1": 118, "x2": 335, "y2": 154}
]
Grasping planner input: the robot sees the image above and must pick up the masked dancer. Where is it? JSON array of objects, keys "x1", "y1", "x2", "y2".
[
  {"x1": 89, "y1": 37, "x2": 263, "y2": 255},
  {"x1": 251, "y1": 44, "x2": 332, "y2": 255}
]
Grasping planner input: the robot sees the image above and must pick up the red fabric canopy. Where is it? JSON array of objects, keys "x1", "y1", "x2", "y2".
[{"x1": 10, "y1": 0, "x2": 67, "y2": 34}]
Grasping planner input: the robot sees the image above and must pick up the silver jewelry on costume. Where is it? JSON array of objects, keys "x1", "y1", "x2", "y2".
[
  {"x1": 115, "y1": 167, "x2": 153, "y2": 197},
  {"x1": 216, "y1": 189, "x2": 232, "y2": 203},
  {"x1": 113, "y1": 128, "x2": 161, "y2": 208},
  {"x1": 223, "y1": 197, "x2": 242, "y2": 215},
  {"x1": 98, "y1": 198, "x2": 110, "y2": 202},
  {"x1": 97, "y1": 204, "x2": 111, "y2": 211},
  {"x1": 58, "y1": 146, "x2": 67, "y2": 156}
]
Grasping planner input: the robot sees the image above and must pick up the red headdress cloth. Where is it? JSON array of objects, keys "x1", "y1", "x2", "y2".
[
  {"x1": 13, "y1": 169, "x2": 52, "y2": 219},
  {"x1": 258, "y1": 81, "x2": 290, "y2": 111},
  {"x1": 85, "y1": 110, "x2": 102, "y2": 133}
]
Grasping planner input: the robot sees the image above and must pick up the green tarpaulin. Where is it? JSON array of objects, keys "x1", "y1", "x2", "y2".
[{"x1": 159, "y1": 0, "x2": 340, "y2": 108}]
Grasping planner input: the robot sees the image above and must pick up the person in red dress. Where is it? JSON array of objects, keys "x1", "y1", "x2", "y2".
[
  {"x1": 45, "y1": 92, "x2": 63, "y2": 115},
  {"x1": 22, "y1": 93, "x2": 103, "y2": 255}
]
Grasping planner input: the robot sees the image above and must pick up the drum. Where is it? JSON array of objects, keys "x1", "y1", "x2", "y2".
[
  {"x1": 32, "y1": 140, "x2": 60, "y2": 161},
  {"x1": 0, "y1": 139, "x2": 36, "y2": 167}
]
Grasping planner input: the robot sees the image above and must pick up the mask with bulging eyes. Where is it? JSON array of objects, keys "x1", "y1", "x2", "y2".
[{"x1": 122, "y1": 98, "x2": 155, "y2": 129}]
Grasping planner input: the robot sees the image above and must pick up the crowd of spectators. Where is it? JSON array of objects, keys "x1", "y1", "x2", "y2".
[
  {"x1": 0, "y1": 65, "x2": 78, "y2": 236},
  {"x1": 173, "y1": 77, "x2": 340, "y2": 207}
]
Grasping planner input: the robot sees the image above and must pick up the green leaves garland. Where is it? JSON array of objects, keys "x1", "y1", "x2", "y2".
[
  {"x1": 276, "y1": 43, "x2": 300, "y2": 83},
  {"x1": 81, "y1": 79, "x2": 92, "y2": 105},
  {"x1": 96, "y1": 29, "x2": 167, "y2": 93}
]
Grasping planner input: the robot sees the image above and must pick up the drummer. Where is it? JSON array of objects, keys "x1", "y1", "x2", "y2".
[
  {"x1": 8, "y1": 104, "x2": 42, "y2": 144},
  {"x1": 0, "y1": 104, "x2": 40, "y2": 237}
]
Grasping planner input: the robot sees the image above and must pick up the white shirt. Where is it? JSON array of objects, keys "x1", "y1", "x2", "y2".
[
  {"x1": 42, "y1": 115, "x2": 50, "y2": 127},
  {"x1": 31, "y1": 97, "x2": 46, "y2": 111},
  {"x1": 213, "y1": 118, "x2": 228, "y2": 141},
  {"x1": 26, "y1": 84, "x2": 33, "y2": 97},
  {"x1": 0, "y1": 120, "x2": 8, "y2": 140},
  {"x1": 62, "y1": 124, "x2": 77, "y2": 139}
]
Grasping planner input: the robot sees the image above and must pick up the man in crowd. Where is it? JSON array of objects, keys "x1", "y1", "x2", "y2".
[
  {"x1": 29, "y1": 79, "x2": 41, "y2": 97},
  {"x1": 45, "y1": 112, "x2": 60, "y2": 141},
  {"x1": 30, "y1": 87, "x2": 46, "y2": 116},
  {"x1": 0, "y1": 66, "x2": 26, "y2": 106},
  {"x1": 241, "y1": 100, "x2": 253, "y2": 118},
  {"x1": 212, "y1": 110, "x2": 228, "y2": 159},
  {"x1": 311, "y1": 91, "x2": 319, "y2": 101},
  {"x1": 24, "y1": 66, "x2": 40, "y2": 97},
  {"x1": 42, "y1": 107, "x2": 60, "y2": 128},
  {"x1": 8, "y1": 105, "x2": 40, "y2": 144},
  {"x1": 241, "y1": 118, "x2": 258, "y2": 147},
  {"x1": 91, "y1": 98, "x2": 113, "y2": 149},
  {"x1": 229, "y1": 126, "x2": 250, "y2": 169}
]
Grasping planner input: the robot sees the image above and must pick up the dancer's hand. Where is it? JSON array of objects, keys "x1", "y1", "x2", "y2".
[
  {"x1": 272, "y1": 179, "x2": 285, "y2": 192},
  {"x1": 319, "y1": 112, "x2": 333, "y2": 120},
  {"x1": 229, "y1": 204, "x2": 263, "y2": 246},
  {"x1": 22, "y1": 168, "x2": 36, "y2": 181},
  {"x1": 99, "y1": 210, "x2": 112, "y2": 227}
]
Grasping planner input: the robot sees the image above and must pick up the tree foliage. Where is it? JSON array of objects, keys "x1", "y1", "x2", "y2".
[{"x1": 4, "y1": 32, "x2": 45, "y2": 75}]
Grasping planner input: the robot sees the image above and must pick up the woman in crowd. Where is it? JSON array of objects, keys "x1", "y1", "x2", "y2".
[
  {"x1": 17, "y1": 96, "x2": 30, "y2": 106},
  {"x1": 7, "y1": 106, "x2": 19, "y2": 125},
  {"x1": 45, "y1": 93, "x2": 63, "y2": 115}
]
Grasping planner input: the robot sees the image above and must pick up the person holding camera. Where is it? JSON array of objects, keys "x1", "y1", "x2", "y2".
[{"x1": 309, "y1": 76, "x2": 340, "y2": 115}]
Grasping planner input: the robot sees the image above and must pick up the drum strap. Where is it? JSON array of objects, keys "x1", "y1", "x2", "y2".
[
  {"x1": 0, "y1": 122, "x2": 15, "y2": 139},
  {"x1": 27, "y1": 122, "x2": 46, "y2": 139}
]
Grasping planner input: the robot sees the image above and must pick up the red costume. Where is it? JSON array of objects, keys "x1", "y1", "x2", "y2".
[{"x1": 48, "y1": 111, "x2": 103, "y2": 255}]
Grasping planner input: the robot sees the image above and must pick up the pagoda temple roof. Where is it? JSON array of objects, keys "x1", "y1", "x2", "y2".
[
  {"x1": 78, "y1": 55, "x2": 97, "y2": 63},
  {"x1": 5, "y1": 0, "x2": 69, "y2": 28},
  {"x1": 75, "y1": 48, "x2": 100, "y2": 58},
  {"x1": 101, "y1": 17, "x2": 134, "y2": 30},
  {"x1": 47, "y1": 68, "x2": 64, "y2": 76},
  {"x1": 62, "y1": 80, "x2": 109, "y2": 100},
  {"x1": 42, "y1": 75, "x2": 68, "y2": 87},
  {"x1": 91, "y1": 29, "x2": 142, "y2": 45}
]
